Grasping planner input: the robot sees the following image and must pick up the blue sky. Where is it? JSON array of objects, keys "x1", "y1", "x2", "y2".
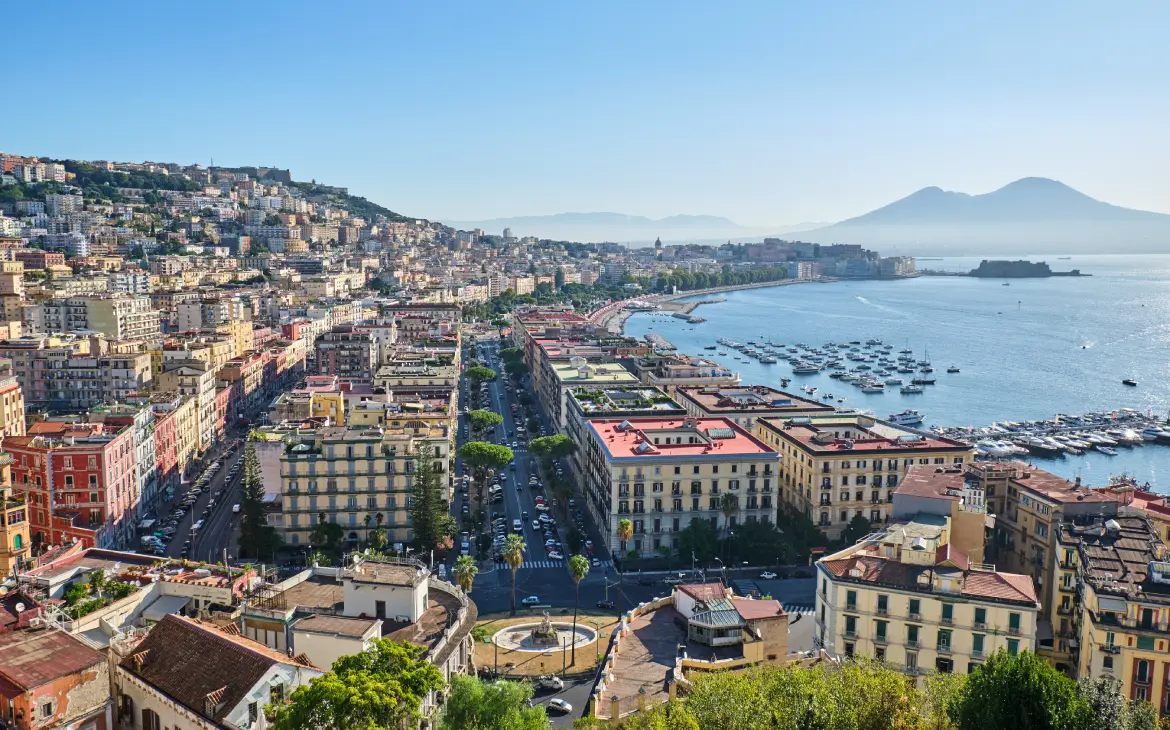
[{"x1": 6, "y1": 2, "x2": 1169, "y2": 225}]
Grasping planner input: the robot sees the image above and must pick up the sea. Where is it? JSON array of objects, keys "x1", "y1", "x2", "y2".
[{"x1": 623, "y1": 254, "x2": 1170, "y2": 490}]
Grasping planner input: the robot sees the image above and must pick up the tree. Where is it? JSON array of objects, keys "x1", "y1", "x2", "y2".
[
  {"x1": 554, "y1": 268, "x2": 565, "y2": 290},
  {"x1": 1076, "y1": 677, "x2": 1158, "y2": 730},
  {"x1": 718, "y1": 492, "x2": 738, "y2": 532},
  {"x1": 504, "y1": 361, "x2": 530, "y2": 379},
  {"x1": 616, "y1": 518, "x2": 634, "y2": 616},
  {"x1": 87, "y1": 568, "x2": 106, "y2": 599},
  {"x1": 567, "y1": 554, "x2": 590, "y2": 665},
  {"x1": 437, "y1": 675, "x2": 549, "y2": 730},
  {"x1": 503, "y1": 534, "x2": 526, "y2": 616},
  {"x1": 498, "y1": 347, "x2": 523, "y2": 363},
  {"x1": 409, "y1": 445, "x2": 451, "y2": 552},
  {"x1": 950, "y1": 650, "x2": 1089, "y2": 730},
  {"x1": 238, "y1": 442, "x2": 274, "y2": 559},
  {"x1": 466, "y1": 366, "x2": 497, "y2": 387},
  {"x1": 268, "y1": 639, "x2": 444, "y2": 730},
  {"x1": 491, "y1": 318, "x2": 509, "y2": 336},
  {"x1": 529, "y1": 434, "x2": 577, "y2": 468},
  {"x1": 677, "y1": 518, "x2": 718, "y2": 565},
  {"x1": 842, "y1": 512, "x2": 874, "y2": 546},
  {"x1": 468, "y1": 409, "x2": 504, "y2": 435},
  {"x1": 311, "y1": 517, "x2": 344, "y2": 553},
  {"x1": 453, "y1": 554, "x2": 479, "y2": 593},
  {"x1": 457, "y1": 442, "x2": 514, "y2": 505}
]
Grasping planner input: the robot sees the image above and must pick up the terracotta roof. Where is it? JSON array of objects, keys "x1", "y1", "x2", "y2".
[
  {"x1": 962, "y1": 571, "x2": 1037, "y2": 603},
  {"x1": 677, "y1": 583, "x2": 726, "y2": 602},
  {"x1": 0, "y1": 628, "x2": 104, "y2": 690},
  {"x1": 731, "y1": 598, "x2": 787, "y2": 621},
  {"x1": 935, "y1": 543, "x2": 970, "y2": 571},
  {"x1": 120, "y1": 614, "x2": 318, "y2": 722}
]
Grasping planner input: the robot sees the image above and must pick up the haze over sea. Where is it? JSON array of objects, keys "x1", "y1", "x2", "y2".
[{"x1": 624, "y1": 254, "x2": 1170, "y2": 490}]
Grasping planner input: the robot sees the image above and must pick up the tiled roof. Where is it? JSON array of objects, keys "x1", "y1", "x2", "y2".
[
  {"x1": 732, "y1": 598, "x2": 787, "y2": 621},
  {"x1": 935, "y1": 543, "x2": 970, "y2": 571},
  {"x1": 120, "y1": 614, "x2": 317, "y2": 722},
  {"x1": 822, "y1": 554, "x2": 1037, "y2": 606},
  {"x1": 962, "y1": 571, "x2": 1037, "y2": 603}
]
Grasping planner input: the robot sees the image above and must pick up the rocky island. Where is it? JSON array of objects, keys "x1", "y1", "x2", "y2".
[{"x1": 969, "y1": 260, "x2": 1087, "y2": 277}]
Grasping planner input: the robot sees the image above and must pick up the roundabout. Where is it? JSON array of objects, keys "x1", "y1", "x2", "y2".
[{"x1": 492, "y1": 613, "x2": 597, "y2": 652}]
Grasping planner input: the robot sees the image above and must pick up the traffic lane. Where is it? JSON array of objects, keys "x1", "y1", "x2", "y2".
[
  {"x1": 531, "y1": 678, "x2": 594, "y2": 729},
  {"x1": 164, "y1": 439, "x2": 242, "y2": 558},
  {"x1": 196, "y1": 454, "x2": 246, "y2": 561}
]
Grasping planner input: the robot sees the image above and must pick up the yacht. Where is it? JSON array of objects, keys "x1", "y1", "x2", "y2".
[
  {"x1": 1098, "y1": 446, "x2": 1119, "y2": 456},
  {"x1": 946, "y1": 366, "x2": 960, "y2": 373},
  {"x1": 792, "y1": 364, "x2": 821, "y2": 374},
  {"x1": 911, "y1": 377, "x2": 936, "y2": 385},
  {"x1": 888, "y1": 410, "x2": 924, "y2": 426},
  {"x1": 861, "y1": 384, "x2": 885, "y2": 393},
  {"x1": 1141, "y1": 428, "x2": 1164, "y2": 441},
  {"x1": 759, "y1": 356, "x2": 778, "y2": 364},
  {"x1": 900, "y1": 385, "x2": 924, "y2": 394},
  {"x1": 885, "y1": 377, "x2": 904, "y2": 386}
]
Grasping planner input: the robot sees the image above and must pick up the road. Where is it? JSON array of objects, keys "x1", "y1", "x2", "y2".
[{"x1": 159, "y1": 433, "x2": 247, "y2": 561}]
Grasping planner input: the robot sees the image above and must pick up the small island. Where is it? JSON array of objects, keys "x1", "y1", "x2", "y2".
[{"x1": 968, "y1": 260, "x2": 1088, "y2": 277}]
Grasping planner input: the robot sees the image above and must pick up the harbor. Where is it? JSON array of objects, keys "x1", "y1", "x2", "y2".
[{"x1": 930, "y1": 409, "x2": 1170, "y2": 460}]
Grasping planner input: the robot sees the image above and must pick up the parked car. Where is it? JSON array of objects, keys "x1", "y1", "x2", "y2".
[
  {"x1": 521, "y1": 595, "x2": 541, "y2": 606},
  {"x1": 547, "y1": 699, "x2": 572, "y2": 714},
  {"x1": 759, "y1": 571, "x2": 778, "y2": 580},
  {"x1": 536, "y1": 675, "x2": 564, "y2": 690},
  {"x1": 596, "y1": 600, "x2": 615, "y2": 609}
]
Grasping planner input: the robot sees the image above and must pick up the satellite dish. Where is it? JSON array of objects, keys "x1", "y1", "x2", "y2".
[{"x1": 13, "y1": 603, "x2": 24, "y2": 613}]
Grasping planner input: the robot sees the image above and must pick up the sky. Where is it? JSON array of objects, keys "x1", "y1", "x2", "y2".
[{"x1": 5, "y1": 2, "x2": 1170, "y2": 227}]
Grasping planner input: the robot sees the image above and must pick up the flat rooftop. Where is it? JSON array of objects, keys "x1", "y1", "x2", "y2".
[
  {"x1": 552, "y1": 361, "x2": 639, "y2": 385},
  {"x1": 293, "y1": 614, "x2": 379, "y2": 639},
  {"x1": 569, "y1": 386, "x2": 685, "y2": 416},
  {"x1": 760, "y1": 415, "x2": 969, "y2": 454},
  {"x1": 675, "y1": 385, "x2": 835, "y2": 415},
  {"x1": 587, "y1": 417, "x2": 776, "y2": 459}
]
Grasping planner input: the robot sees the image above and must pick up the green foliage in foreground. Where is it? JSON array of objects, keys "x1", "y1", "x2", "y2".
[{"x1": 575, "y1": 652, "x2": 1165, "y2": 730}]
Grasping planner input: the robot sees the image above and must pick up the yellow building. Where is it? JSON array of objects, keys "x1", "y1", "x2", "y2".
[
  {"x1": 755, "y1": 414, "x2": 974, "y2": 540},
  {"x1": 816, "y1": 520, "x2": 1039, "y2": 678},
  {"x1": 964, "y1": 462, "x2": 1118, "y2": 672},
  {"x1": 1067, "y1": 515, "x2": 1170, "y2": 709},
  {"x1": 0, "y1": 453, "x2": 30, "y2": 573}
]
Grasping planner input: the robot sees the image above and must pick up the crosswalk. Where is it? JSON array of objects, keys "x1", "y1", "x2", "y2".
[
  {"x1": 514, "y1": 558, "x2": 614, "y2": 570},
  {"x1": 782, "y1": 604, "x2": 815, "y2": 615}
]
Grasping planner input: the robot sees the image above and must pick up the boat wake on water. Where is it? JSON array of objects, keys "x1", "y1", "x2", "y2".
[{"x1": 854, "y1": 295, "x2": 911, "y2": 318}]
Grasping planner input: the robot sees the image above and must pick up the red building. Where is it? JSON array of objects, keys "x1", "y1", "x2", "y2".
[
  {"x1": 6, "y1": 421, "x2": 137, "y2": 551},
  {"x1": 151, "y1": 406, "x2": 179, "y2": 503},
  {"x1": 13, "y1": 250, "x2": 65, "y2": 270},
  {"x1": 215, "y1": 382, "x2": 235, "y2": 436}
]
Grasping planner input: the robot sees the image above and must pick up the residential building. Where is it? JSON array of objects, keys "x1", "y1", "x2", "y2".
[
  {"x1": 0, "y1": 360, "x2": 25, "y2": 436},
  {"x1": 0, "y1": 454, "x2": 31, "y2": 573},
  {"x1": 579, "y1": 417, "x2": 778, "y2": 558},
  {"x1": 113, "y1": 614, "x2": 322, "y2": 730},
  {"x1": 754, "y1": 414, "x2": 975, "y2": 540},
  {"x1": 0, "y1": 626, "x2": 112, "y2": 730},
  {"x1": 24, "y1": 295, "x2": 161, "y2": 344},
  {"x1": 274, "y1": 424, "x2": 450, "y2": 546},
  {"x1": 315, "y1": 325, "x2": 377, "y2": 382},
  {"x1": 623, "y1": 354, "x2": 740, "y2": 394},
  {"x1": 816, "y1": 520, "x2": 1040, "y2": 678},
  {"x1": 541, "y1": 357, "x2": 641, "y2": 431},
  {"x1": 156, "y1": 360, "x2": 218, "y2": 453}
]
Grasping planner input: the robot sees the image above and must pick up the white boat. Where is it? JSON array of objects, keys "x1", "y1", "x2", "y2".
[
  {"x1": 1141, "y1": 428, "x2": 1163, "y2": 441},
  {"x1": 888, "y1": 410, "x2": 924, "y2": 426},
  {"x1": 861, "y1": 384, "x2": 885, "y2": 393},
  {"x1": 1098, "y1": 446, "x2": 1118, "y2": 456},
  {"x1": 885, "y1": 377, "x2": 903, "y2": 386},
  {"x1": 900, "y1": 385, "x2": 924, "y2": 394},
  {"x1": 792, "y1": 364, "x2": 820, "y2": 374}
]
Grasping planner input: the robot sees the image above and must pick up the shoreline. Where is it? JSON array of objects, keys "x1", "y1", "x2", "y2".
[{"x1": 592, "y1": 276, "x2": 843, "y2": 334}]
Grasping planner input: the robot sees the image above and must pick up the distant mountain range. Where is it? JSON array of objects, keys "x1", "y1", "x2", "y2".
[
  {"x1": 798, "y1": 177, "x2": 1170, "y2": 255},
  {"x1": 441, "y1": 212, "x2": 827, "y2": 246}
]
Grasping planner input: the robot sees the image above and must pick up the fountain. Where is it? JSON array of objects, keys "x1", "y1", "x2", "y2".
[
  {"x1": 492, "y1": 614, "x2": 598, "y2": 653},
  {"x1": 530, "y1": 612, "x2": 559, "y2": 647}
]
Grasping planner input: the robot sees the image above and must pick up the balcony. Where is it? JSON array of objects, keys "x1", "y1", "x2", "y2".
[
  {"x1": 971, "y1": 649, "x2": 984, "y2": 659},
  {"x1": 843, "y1": 630, "x2": 858, "y2": 639},
  {"x1": 845, "y1": 603, "x2": 858, "y2": 612},
  {"x1": 909, "y1": 613, "x2": 922, "y2": 622},
  {"x1": 1101, "y1": 644, "x2": 1121, "y2": 655},
  {"x1": 875, "y1": 607, "x2": 888, "y2": 617},
  {"x1": 873, "y1": 634, "x2": 888, "y2": 645},
  {"x1": 941, "y1": 616, "x2": 953, "y2": 626},
  {"x1": 937, "y1": 644, "x2": 953, "y2": 655},
  {"x1": 1057, "y1": 606, "x2": 1073, "y2": 616},
  {"x1": 906, "y1": 640, "x2": 920, "y2": 649},
  {"x1": 973, "y1": 621, "x2": 987, "y2": 630},
  {"x1": 1007, "y1": 626, "x2": 1021, "y2": 636}
]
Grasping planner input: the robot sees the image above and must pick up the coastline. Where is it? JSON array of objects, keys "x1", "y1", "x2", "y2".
[{"x1": 591, "y1": 277, "x2": 841, "y2": 334}]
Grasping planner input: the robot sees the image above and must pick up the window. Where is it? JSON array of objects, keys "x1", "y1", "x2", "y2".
[
  {"x1": 1103, "y1": 655, "x2": 1113, "y2": 670},
  {"x1": 908, "y1": 598, "x2": 921, "y2": 619},
  {"x1": 907, "y1": 625, "x2": 919, "y2": 646},
  {"x1": 844, "y1": 615, "x2": 857, "y2": 637},
  {"x1": 141, "y1": 709, "x2": 161, "y2": 730},
  {"x1": 41, "y1": 702, "x2": 54, "y2": 719},
  {"x1": 876, "y1": 594, "x2": 888, "y2": 614},
  {"x1": 941, "y1": 603, "x2": 953, "y2": 624},
  {"x1": 937, "y1": 629, "x2": 952, "y2": 651},
  {"x1": 271, "y1": 684, "x2": 285, "y2": 703},
  {"x1": 1006, "y1": 638, "x2": 1019, "y2": 656},
  {"x1": 844, "y1": 642, "x2": 855, "y2": 657},
  {"x1": 1008, "y1": 612, "x2": 1021, "y2": 633},
  {"x1": 874, "y1": 646, "x2": 885, "y2": 662},
  {"x1": 875, "y1": 620, "x2": 887, "y2": 641},
  {"x1": 846, "y1": 590, "x2": 857, "y2": 610},
  {"x1": 906, "y1": 651, "x2": 918, "y2": 671},
  {"x1": 972, "y1": 633, "x2": 985, "y2": 655},
  {"x1": 974, "y1": 607, "x2": 987, "y2": 626}
]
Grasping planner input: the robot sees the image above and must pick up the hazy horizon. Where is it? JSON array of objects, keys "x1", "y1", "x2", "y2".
[{"x1": 4, "y1": 2, "x2": 1170, "y2": 227}]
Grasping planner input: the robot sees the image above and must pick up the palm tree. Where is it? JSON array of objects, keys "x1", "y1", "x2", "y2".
[
  {"x1": 503, "y1": 534, "x2": 526, "y2": 616},
  {"x1": 720, "y1": 492, "x2": 739, "y2": 561},
  {"x1": 567, "y1": 554, "x2": 590, "y2": 665},
  {"x1": 363, "y1": 513, "x2": 373, "y2": 546},
  {"x1": 616, "y1": 518, "x2": 633, "y2": 618},
  {"x1": 453, "y1": 554, "x2": 479, "y2": 593}
]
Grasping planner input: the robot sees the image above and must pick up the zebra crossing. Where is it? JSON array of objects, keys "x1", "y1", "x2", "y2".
[
  {"x1": 782, "y1": 604, "x2": 815, "y2": 616},
  {"x1": 519, "y1": 558, "x2": 614, "y2": 570}
]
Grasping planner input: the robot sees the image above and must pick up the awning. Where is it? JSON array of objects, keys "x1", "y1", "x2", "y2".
[
  {"x1": 142, "y1": 595, "x2": 191, "y2": 622},
  {"x1": 1098, "y1": 597, "x2": 1128, "y2": 613}
]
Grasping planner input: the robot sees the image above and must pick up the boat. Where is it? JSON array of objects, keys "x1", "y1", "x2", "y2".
[
  {"x1": 1122, "y1": 379, "x2": 1138, "y2": 386},
  {"x1": 900, "y1": 385, "x2": 924, "y2": 394},
  {"x1": 888, "y1": 410, "x2": 924, "y2": 426},
  {"x1": 911, "y1": 377, "x2": 936, "y2": 385},
  {"x1": 760, "y1": 356, "x2": 778, "y2": 364},
  {"x1": 1140, "y1": 428, "x2": 1164, "y2": 441},
  {"x1": 704, "y1": 345, "x2": 717, "y2": 350},
  {"x1": 792, "y1": 364, "x2": 820, "y2": 374},
  {"x1": 946, "y1": 366, "x2": 960, "y2": 373},
  {"x1": 1098, "y1": 446, "x2": 1118, "y2": 456},
  {"x1": 1003, "y1": 282, "x2": 1011, "y2": 286},
  {"x1": 861, "y1": 384, "x2": 885, "y2": 393},
  {"x1": 885, "y1": 377, "x2": 903, "y2": 386}
]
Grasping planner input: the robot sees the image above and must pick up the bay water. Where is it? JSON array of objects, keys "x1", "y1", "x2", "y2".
[{"x1": 623, "y1": 254, "x2": 1170, "y2": 489}]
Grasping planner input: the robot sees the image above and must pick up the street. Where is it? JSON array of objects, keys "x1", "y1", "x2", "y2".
[{"x1": 160, "y1": 434, "x2": 247, "y2": 562}]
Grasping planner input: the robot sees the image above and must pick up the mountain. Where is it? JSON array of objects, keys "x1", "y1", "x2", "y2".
[
  {"x1": 441, "y1": 212, "x2": 824, "y2": 246},
  {"x1": 801, "y1": 178, "x2": 1170, "y2": 255}
]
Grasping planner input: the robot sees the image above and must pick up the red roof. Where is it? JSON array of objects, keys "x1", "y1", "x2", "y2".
[
  {"x1": 732, "y1": 598, "x2": 786, "y2": 621},
  {"x1": 588, "y1": 417, "x2": 775, "y2": 459},
  {"x1": 678, "y1": 583, "x2": 726, "y2": 602}
]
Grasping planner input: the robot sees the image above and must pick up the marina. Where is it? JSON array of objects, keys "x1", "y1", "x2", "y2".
[{"x1": 931, "y1": 409, "x2": 1170, "y2": 461}]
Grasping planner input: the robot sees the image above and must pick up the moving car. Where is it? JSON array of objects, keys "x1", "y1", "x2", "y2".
[
  {"x1": 596, "y1": 600, "x2": 615, "y2": 609},
  {"x1": 547, "y1": 699, "x2": 572, "y2": 714},
  {"x1": 759, "y1": 571, "x2": 778, "y2": 580},
  {"x1": 536, "y1": 675, "x2": 564, "y2": 690},
  {"x1": 521, "y1": 595, "x2": 541, "y2": 606}
]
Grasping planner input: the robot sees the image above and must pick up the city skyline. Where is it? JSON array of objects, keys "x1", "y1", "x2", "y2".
[{"x1": 6, "y1": 2, "x2": 1170, "y2": 226}]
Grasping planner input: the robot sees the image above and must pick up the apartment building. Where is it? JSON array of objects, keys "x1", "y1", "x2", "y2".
[
  {"x1": 0, "y1": 335, "x2": 149, "y2": 408},
  {"x1": 7, "y1": 420, "x2": 138, "y2": 550},
  {"x1": 674, "y1": 384, "x2": 836, "y2": 431},
  {"x1": 755, "y1": 414, "x2": 974, "y2": 540},
  {"x1": 156, "y1": 359, "x2": 218, "y2": 453},
  {"x1": 0, "y1": 361, "x2": 25, "y2": 437},
  {"x1": 623, "y1": 353, "x2": 740, "y2": 395},
  {"x1": 89, "y1": 403, "x2": 161, "y2": 522},
  {"x1": 1064, "y1": 516, "x2": 1170, "y2": 708},
  {"x1": 579, "y1": 417, "x2": 778, "y2": 558},
  {"x1": 176, "y1": 297, "x2": 245, "y2": 331},
  {"x1": 816, "y1": 521, "x2": 1040, "y2": 678},
  {"x1": 24, "y1": 295, "x2": 161, "y2": 344},
  {"x1": 0, "y1": 454, "x2": 31, "y2": 573},
  {"x1": 540, "y1": 358, "x2": 641, "y2": 432},
  {"x1": 217, "y1": 350, "x2": 270, "y2": 421},
  {"x1": 315, "y1": 325, "x2": 377, "y2": 382},
  {"x1": 275, "y1": 425, "x2": 450, "y2": 547}
]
